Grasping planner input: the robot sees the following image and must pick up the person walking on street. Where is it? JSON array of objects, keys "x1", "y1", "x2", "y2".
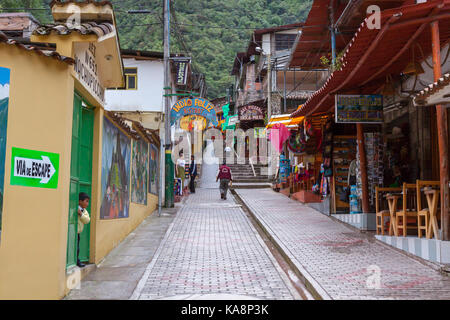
[
  {"x1": 216, "y1": 160, "x2": 233, "y2": 200},
  {"x1": 189, "y1": 155, "x2": 198, "y2": 193},
  {"x1": 77, "y1": 192, "x2": 91, "y2": 268}
]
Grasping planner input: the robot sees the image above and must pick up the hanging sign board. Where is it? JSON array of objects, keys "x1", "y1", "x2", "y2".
[
  {"x1": 239, "y1": 105, "x2": 264, "y2": 121},
  {"x1": 10, "y1": 147, "x2": 59, "y2": 189},
  {"x1": 335, "y1": 94, "x2": 383, "y2": 123},
  {"x1": 171, "y1": 98, "x2": 218, "y2": 126},
  {"x1": 227, "y1": 115, "x2": 239, "y2": 126},
  {"x1": 174, "y1": 58, "x2": 190, "y2": 86},
  {"x1": 180, "y1": 115, "x2": 207, "y2": 131},
  {"x1": 73, "y1": 42, "x2": 106, "y2": 104}
]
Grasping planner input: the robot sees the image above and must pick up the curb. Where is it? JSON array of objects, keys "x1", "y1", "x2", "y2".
[
  {"x1": 129, "y1": 214, "x2": 178, "y2": 300},
  {"x1": 232, "y1": 189, "x2": 332, "y2": 300}
]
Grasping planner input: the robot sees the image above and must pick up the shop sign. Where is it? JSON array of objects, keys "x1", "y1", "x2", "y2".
[
  {"x1": 227, "y1": 115, "x2": 239, "y2": 126},
  {"x1": 10, "y1": 147, "x2": 59, "y2": 189},
  {"x1": 73, "y1": 42, "x2": 106, "y2": 104},
  {"x1": 171, "y1": 98, "x2": 218, "y2": 126},
  {"x1": 180, "y1": 115, "x2": 207, "y2": 131},
  {"x1": 174, "y1": 58, "x2": 190, "y2": 86},
  {"x1": 239, "y1": 105, "x2": 264, "y2": 121},
  {"x1": 254, "y1": 127, "x2": 266, "y2": 138},
  {"x1": 335, "y1": 94, "x2": 383, "y2": 123}
]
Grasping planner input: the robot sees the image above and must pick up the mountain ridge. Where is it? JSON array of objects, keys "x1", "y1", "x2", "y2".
[{"x1": 1, "y1": 0, "x2": 313, "y2": 99}]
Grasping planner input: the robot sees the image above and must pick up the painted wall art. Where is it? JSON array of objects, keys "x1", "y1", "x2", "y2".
[
  {"x1": 131, "y1": 138, "x2": 148, "y2": 204},
  {"x1": 100, "y1": 116, "x2": 131, "y2": 219},
  {"x1": 148, "y1": 144, "x2": 159, "y2": 195},
  {"x1": 0, "y1": 67, "x2": 10, "y2": 232}
]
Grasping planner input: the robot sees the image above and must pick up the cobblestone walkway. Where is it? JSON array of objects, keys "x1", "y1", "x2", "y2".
[
  {"x1": 131, "y1": 188, "x2": 297, "y2": 300},
  {"x1": 235, "y1": 189, "x2": 450, "y2": 300}
]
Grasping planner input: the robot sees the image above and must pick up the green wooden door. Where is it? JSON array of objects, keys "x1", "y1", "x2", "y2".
[{"x1": 66, "y1": 93, "x2": 94, "y2": 268}]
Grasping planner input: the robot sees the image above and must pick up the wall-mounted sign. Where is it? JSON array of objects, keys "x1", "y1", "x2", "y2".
[
  {"x1": 227, "y1": 115, "x2": 239, "y2": 126},
  {"x1": 180, "y1": 115, "x2": 207, "y2": 131},
  {"x1": 239, "y1": 105, "x2": 264, "y2": 121},
  {"x1": 174, "y1": 58, "x2": 190, "y2": 86},
  {"x1": 73, "y1": 42, "x2": 106, "y2": 104},
  {"x1": 335, "y1": 94, "x2": 383, "y2": 123},
  {"x1": 10, "y1": 147, "x2": 59, "y2": 189},
  {"x1": 254, "y1": 127, "x2": 266, "y2": 139},
  {"x1": 171, "y1": 98, "x2": 218, "y2": 126}
]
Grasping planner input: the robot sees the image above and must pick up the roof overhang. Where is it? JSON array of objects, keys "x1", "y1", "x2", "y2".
[
  {"x1": 414, "y1": 73, "x2": 450, "y2": 106},
  {"x1": 50, "y1": 0, "x2": 114, "y2": 22},
  {"x1": 291, "y1": 0, "x2": 450, "y2": 118},
  {"x1": 288, "y1": 0, "x2": 351, "y2": 69},
  {"x1": 31, "y1": 1, "x2": 124, "y2": 92}
]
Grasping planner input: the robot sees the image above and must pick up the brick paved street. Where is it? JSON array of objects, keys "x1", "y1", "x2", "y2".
[
  {"x1": 235, "y1": 188, "x2": 450, "y2": 300},
  {"x1": 131, "y1": 188, "x2": 299, "y2": 300},
  {"x1": 65, "y1": 207, "x2": 177, "y2": 300}
]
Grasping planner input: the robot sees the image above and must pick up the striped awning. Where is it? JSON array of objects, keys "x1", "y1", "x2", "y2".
[{"x1": 266, "y1": 114, "x2": 304, "y2": 129}]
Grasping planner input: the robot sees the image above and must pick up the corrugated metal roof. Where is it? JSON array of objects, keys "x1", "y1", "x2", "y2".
[
  {"x1": 33, "y1": 21, "x2": 115, "y2": 37},
  {"x1": 291, "y1": 0, "x2": 450, "y2": 118},
  {"x1": 289, "y1": 0, "x2": 351, "y2": 69},
  {"x1": 0, "y1": 31, "x2": 74, "y2": 64}
]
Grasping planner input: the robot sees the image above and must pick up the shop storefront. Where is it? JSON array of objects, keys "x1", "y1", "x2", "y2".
[
  {"x1": 286, "y1": 0, "x2": 450, "y2": 263},
  {"x1": 0, "y1": 1, "x2": 159, "y2": 299}
]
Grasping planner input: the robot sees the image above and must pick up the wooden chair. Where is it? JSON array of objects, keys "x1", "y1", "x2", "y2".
[
  {"x1": 396, "y1": 183, "x2": 418, "y2": 237},
  {"x1": 416, "y1": 180, "x2": 440, "y2": 238},
  {"x1": 376, "y1": 187, "x2": 402, "y2": 235}
]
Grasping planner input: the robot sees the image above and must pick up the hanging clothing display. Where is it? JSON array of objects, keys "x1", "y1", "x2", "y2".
[{"x1": 269, "y1": 123, "x2": 290, "y2": 153}]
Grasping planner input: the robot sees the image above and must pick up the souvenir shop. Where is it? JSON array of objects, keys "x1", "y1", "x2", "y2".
[{"x1": 276, "y1": 112, "x2": 386, "y2": 218}]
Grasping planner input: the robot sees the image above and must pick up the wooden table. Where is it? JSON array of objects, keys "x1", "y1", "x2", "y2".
[
  {"x1": 424, "y1": 189, "x2": 440, "y2": 239},
  {"x1": 386, "y1": 194, "x2": 401, "y2": 236}
]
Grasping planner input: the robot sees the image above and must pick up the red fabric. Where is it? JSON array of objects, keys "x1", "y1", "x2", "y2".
[
  {"x1": 218, "y1": 165, "x2": 232, "y2": 180},
  {"x1": 269, "y1": 123, "x2": 290, "y2": 153}
]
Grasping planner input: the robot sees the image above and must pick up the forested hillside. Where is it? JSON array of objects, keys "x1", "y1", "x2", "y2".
[{"x1": 0, "y1": 0, "x2": 312, "y2": 99}]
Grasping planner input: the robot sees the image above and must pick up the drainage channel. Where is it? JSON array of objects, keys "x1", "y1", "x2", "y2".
[{"x1": 231, "y1": 189, "x2": 316, "y2": 300}]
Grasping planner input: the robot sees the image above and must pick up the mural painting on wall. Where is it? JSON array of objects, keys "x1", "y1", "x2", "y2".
[
  {"x1": 131, "y1": 138, "x2": 148, "y2": 205},
  {"x1": 0, "y1": 67, "x2": 10, "y2": 232},
  {"x1": 148, "y1": 144, "x2": 159, "y2": 195},
  {"x1": 100, "y1": 117, "x2": 131, "y2": 219}
]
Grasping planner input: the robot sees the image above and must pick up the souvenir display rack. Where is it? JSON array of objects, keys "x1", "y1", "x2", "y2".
[
  {"x1": 332, "y1": 135, "x2": 357, "y2": 213},
  {"x1": 363, "y1": 132, "x2": 384, "y2": 208}
]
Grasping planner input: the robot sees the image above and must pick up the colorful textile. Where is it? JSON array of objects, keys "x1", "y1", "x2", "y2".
[{"x1": 269, "y1": 123, "x2": 290, "y2": 153}]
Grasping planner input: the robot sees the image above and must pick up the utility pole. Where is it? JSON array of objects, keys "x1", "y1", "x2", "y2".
[
  {"x1": 329, "y1": 0, "x2": 336, "y2": 66},
  {"x1": 163, "y1": 0, "x2": 174, "y2": 208},
  {"x1": 127, "y1": 8, "x2": 170, "y2": 211}
]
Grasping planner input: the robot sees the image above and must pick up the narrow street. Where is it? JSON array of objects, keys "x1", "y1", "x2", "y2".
[
  {"x1": 67, "y1": 141, "x2": 302, "y2": 300},
  {"x1": 66, "y1": 140, "x2": 450, "y2": 300},
  {"x1": 3, "y1": 0, "x2": 450, "y2": 305}
]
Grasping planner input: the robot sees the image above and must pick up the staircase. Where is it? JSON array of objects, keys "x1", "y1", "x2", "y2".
[{"x1": 227, "y1": 161, "x2": 273, "y2": 189}]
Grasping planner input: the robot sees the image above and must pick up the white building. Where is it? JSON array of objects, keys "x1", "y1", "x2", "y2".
[{"x1": 105, "y1": 49, "x2": 206, "y2": 204}]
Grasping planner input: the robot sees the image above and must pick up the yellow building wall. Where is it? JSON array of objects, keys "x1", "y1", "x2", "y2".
[
  {"x1": 89, "y1": 108, "x2": 158, "y2": 265},
  {"x1": 0, "y1": 43, "x2": 159, "y2": 300},
  {"x1": 0, "y1": 44, "x2": 74, "y2": 300}
]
